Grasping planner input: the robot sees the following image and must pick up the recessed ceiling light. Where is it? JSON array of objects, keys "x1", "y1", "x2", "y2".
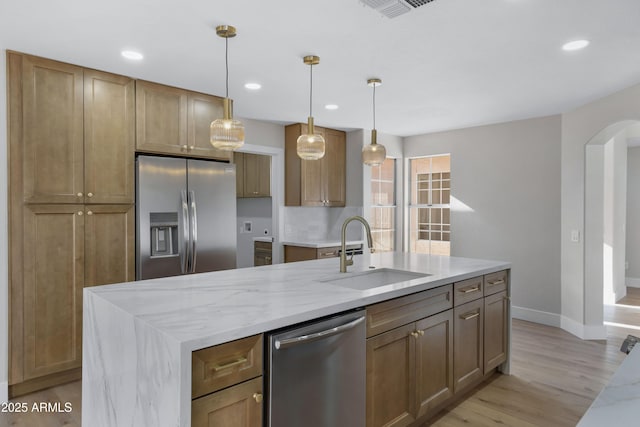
[
  {"x1": 562, "y1": 40, "x2": 590, "y2": 51},
  {"x1": 325, "y1": 104, "x2": 339, "y2": 110},
  {"x1": 244, "y1": 82, "x2": 262, "y2": 90},
  {"x1": 121, "y1": 50, "x2": 144, "y2": 60}
]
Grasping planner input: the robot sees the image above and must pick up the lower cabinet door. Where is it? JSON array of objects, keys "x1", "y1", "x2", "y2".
[
  {"x1": 484, "y1": 291, "x2": 509, "y2": 373},
  {"x1": 366, "y1": 323, "x2": 416, "y2": 427},
  {"x1": 453, "y1": 299, "x2": 484, "y2": 393},
  {"x1": 191, "y1": 377, "x2": 263, "y2": 427},
  {"x1": 415, "y1": 310, "x2": 454, "y2": 419}
]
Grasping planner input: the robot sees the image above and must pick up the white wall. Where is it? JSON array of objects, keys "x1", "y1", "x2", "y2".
[
  {"x1": 560, "y1": 79, "x2": 640, "y2": 338},
  {"x1": 626, "y1": 146, "x2": 640, "y2": 285},
  {"x1": 404, "y1": 115, "x2": 562, "y2": 326},
  {"x1": 1, "y1": 46, "x2": 9, "y2": 403}
]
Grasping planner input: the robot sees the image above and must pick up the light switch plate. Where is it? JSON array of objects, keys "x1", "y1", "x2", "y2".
[{"x1": 571, "y1": 230, "x2": 580, "y2": 242}]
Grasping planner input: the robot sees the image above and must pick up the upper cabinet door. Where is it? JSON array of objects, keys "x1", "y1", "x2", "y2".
[
  {"x1": 300, "y1": 125, "x2": 326, "y2": 206},
  {"x1": 243, "y1": 153, "x2": 271, "y2": 197},
  {"x1": 187, "y1": 93, "x2": 232, "y2": 161},
  {"x1": 323, "y1": 129, "x2": 346, "y2": 207},
  {"x1": 84, "y1": 70, "x2": 135, "y2": 204},
  {"x1": 135, "y1": 80, "x2": 188, "y2": 155},
  {"x1": 21, "y1": 55, "x2": 84, "y2": 204}
]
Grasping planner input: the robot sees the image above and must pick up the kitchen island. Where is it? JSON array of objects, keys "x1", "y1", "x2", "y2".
[{"x1": 82, "y1": 252, "x2": 510, "y2": 427}]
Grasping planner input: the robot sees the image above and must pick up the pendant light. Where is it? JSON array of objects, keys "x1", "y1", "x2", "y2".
[
  {"x1": 297, "y1": 55, "x2": 325, "y2": 160},
  {"x1": 210, "y1": 25, "x2": 245, "y2": 151},
  {"x1": 362, "y1": 78, "x2": 386, "y2": 166}
]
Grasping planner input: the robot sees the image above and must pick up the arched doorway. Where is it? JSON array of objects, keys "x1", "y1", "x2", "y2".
[{"x1": 584, "y1": 120, "x2": 640, "y2": 331}]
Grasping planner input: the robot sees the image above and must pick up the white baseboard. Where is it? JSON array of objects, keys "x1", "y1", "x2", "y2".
[
  {"x1": 626, "y1": 277, "x2": 640, "y2": 288},
  {"x1": 1, "y1": 381, "x2": 7, "y2": 403},
  {"x1": 512, "y1": 306, "x2": 561, "y2": 328},
  {"x1": 561, "y1": 315, "x2": 607, "y2": 340}
]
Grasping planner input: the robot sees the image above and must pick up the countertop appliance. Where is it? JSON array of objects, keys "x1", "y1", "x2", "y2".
[
  {"x1": 267, "y1": 309, "x2": 366, "y2": 427},
  {"x1": 136, "y1": 155, "x2": 237, "y2": 280}
]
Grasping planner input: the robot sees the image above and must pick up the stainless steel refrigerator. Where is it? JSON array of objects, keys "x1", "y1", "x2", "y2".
[{"x1": 136, "y1": 155, "x2": 237, "y2": 280}]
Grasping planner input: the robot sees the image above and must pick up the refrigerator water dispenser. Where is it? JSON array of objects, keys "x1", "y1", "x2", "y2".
[{"x1": 149, "y1": 212, "x2": 178, "y2": 257}]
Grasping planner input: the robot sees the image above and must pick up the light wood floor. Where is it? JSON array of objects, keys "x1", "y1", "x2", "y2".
[{"x1": 2, "y1": 289, "x2": 639, "y2": 427}]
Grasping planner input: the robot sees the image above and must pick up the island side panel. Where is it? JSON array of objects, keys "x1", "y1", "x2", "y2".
[{"x1": 83, "y1": 289, "x2": 185, "y2": 426}]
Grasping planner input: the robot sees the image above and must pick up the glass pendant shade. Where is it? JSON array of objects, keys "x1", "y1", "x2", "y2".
[
  {"x1": 297, "y1": 55, "x2": 325, "y2": 160},
  {"x1": 211, "y1": 98, "x2": 244, "y2": 150},
  {"x1": 297, "y1": 117, "x2": 325, "y2": 160},
  {"x1": 362, "y1": 129, "x2": 386, "y2": 166},
  {"x1": 210, "y1": 25, "x2": 244, "y2": 151},
  {"x1": 362, "y1": 78, "x2": 386, "y2": 166}
]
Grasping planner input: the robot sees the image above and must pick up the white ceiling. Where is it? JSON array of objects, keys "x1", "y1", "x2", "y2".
[{"x1": 3, "y1": 0, "x2": 640, "y2": 137}]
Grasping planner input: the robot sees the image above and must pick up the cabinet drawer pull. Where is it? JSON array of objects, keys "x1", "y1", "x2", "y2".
[
  {"x1": 87, "y1": 192, "x2": 93, "y2": 198},
  {"x1": 77, "y1": 211, "x2": 83, "y2": 216},
  {"x1": 253, "y1": 392, "x2": 263, "y2": 403},
  {"x1": 87, "y1": 211, "x2": 93, "y2": 216},
  {"x1": 488, "y1": 279, "x2": 505, "y2": 286},
  {"x1": 417, "y1": 329, "x2": 425, "y2": 336},
  {"x1": 460, "y1": 311, "x2": 480, "y2": 320},
  {"x1": 410, "y1": 331, "x2": 419, "y2": 338},
  {"x1": 458, "y1": 285, "x2": 480, "y2": 294},
  {"x1": 190, "y1": 146, "x2": 195, "y2": 150},
  {"x1": 77, "y1": 192, "x2": 83, "y2": 197},
  {"x1": 211, "y1": 356, "x2": 247, "y2": 372}
]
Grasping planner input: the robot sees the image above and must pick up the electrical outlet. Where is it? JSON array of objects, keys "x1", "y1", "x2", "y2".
[{"x1": 570, "y1": 230, "x2": 580, "y2": 243}]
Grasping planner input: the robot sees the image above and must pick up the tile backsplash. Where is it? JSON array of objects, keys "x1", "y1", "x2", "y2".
[{"x1": 283, "y1": 206, "x2": 363, "y2": 242}]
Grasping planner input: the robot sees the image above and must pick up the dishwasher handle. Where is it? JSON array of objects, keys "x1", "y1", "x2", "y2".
[{"x1": 274, "y1": 316, "x2": 365, "y2": 350}]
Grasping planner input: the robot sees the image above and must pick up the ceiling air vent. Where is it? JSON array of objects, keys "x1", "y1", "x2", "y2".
[{"x1": 360, "y1": 0, "x2": 436, "y2": 18}]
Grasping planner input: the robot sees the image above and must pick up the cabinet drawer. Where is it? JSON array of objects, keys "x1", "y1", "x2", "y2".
[
  {"x1": 192, "y1": 334, "x2": 263, "y2": 399},
  {"x1": 191, "y1": 376, "x2": 263, "y2": 427},
  {"x1": 366, "y1": 285, "x2": 453, "y2": 338},
  {"x1": 254, "y1": 241, "x2": 272, "y2": 251},
  {"x1": 484, "y1": 270, "x2": 508, "y2": 296},
  {"x1": 453, "y1": 276, "x2": 483, "y2": 306},
  {"x1": 317, "y1": 246, "x2": 340, "y2": 259}
]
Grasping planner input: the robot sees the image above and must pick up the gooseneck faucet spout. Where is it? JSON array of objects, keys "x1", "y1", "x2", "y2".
[{"x1": 340, "y1": 216, "x2": 374, "y2": 273}]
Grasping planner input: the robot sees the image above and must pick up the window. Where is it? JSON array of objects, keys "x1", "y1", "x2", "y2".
[
  {"x1": 370, "y1": 158, "x2": 395, "y2": 252},
  {"x1": 409, "y1": 155, "x2": 450, "y2": 255}
]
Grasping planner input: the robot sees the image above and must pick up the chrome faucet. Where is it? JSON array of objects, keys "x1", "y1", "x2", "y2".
[{"x1": 340, "y1": 216, "x2": 374, "y2": 273}]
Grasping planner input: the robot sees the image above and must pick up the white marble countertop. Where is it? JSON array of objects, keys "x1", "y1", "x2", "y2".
[
  {"x1": 83, "y1": 252, "x2": 510, "y2": 427},
  {"x1": 281, "y1": 239, "x2": 365, "y2": 248},
  {"x1": 85, "y1": 252, "x2": 509, "y2": 352},
  {"x1": 577, "y1": 345, "x2": 640, "y2": 426}
]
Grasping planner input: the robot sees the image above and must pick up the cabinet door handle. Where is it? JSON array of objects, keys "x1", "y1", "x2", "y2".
[
  {"x1": 87, "y1": 192, "x2": 93, "y2": 198},
  {"x1": 87, "y1": 211, "x2": 93, "y2": 216},
  {"x1": 253, "y1": 393, "x2": 263, "y2": 403},
  {"x1": 410, "y1": 331, "x2": 419, "y2": 338},
  {"x1": 77, "y1": 211, "x2": 83, "y2": 216},
  {"x1": 458, "y1": 285, "x2": 480, "y2": 294},
  {"x1": 460, "y1": 311, "x2": 480, "y2": 320},
  {"x1": 189, "y1": 146, "x2": 195, "y2": 150},
  {"x1": 77, "y1": 192, "x2": 83, "y2": 197},
  {"x1": 488, "y1": 279, "x2": 505, "y2": 286},
  {"x1": 211, "y1": 356, "x2": 247, "y2": 372},
  {"x1": 417, "y1": 329, "x2": 424, "y2": 336},
  {"x1": 182, "y1": 145, "x2": 188, "y2": 150}
]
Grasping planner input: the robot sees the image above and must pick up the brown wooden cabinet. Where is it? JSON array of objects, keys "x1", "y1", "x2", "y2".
[
  {"x1": 7, "y1": 51, "x2": 136, "y2": 395},
  {"x1": 365, "y1": 286, "x2": 454, "y2": 427},
  {"x1": 453, "y1": 298, "x2": 484, "y2": 393},
  {"x1": 84, "y1": 205, "x2": 135, "y2": 287},
  {"x1": 191, "y1": 335, "x2": 263, "y2": 427},
  {"x1": 234, "y1": 152, "x2": 271, "y2": 198},
  {"x1": 191, "y1": 377, "x2": 263, "y2": 427},
  {"x1": 84, "y1": 70, "x2": 135, "y2": 204},
  {"x1": 484, "y1": 290, "x2": 509, "y2": 373},
  {"x1": 254, "y1": 241, "x2": 273, "y2": 266},
  {"x1": 19, "y1": 54, "x2": 84, "y2": 204},
  {"x1": 21, "y1": 205, "x2": 85, "y2": 381},
  {"x1": 285, "y1": 123, "x2": 346, "y2": 207},
  {"x1": 135, "y1": 80, "x2": 231, "y2": 161},
  {"x1": 415, "y1": 310, "x2": 454, "y2": 419}
]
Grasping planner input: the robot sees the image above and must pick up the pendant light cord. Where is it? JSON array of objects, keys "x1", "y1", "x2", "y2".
[
  {"x1": 225, "y1": 36, "x2": 229, "y2": 98},
  {"x1": 309, "y1": 63, "x2": 313, "y2": 118},
  {"x1": 372, "y1": 83, "x2": 376, "y2": 130}
]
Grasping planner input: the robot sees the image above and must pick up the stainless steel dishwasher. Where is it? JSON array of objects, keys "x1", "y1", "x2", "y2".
[{"x1": 267, "y1": 309, "x2": 366, "y2": 427}]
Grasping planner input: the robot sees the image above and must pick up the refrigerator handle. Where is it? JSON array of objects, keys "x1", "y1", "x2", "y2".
[
  {"x1": 189, "y1": 190, "x2": 198, "y2": 273},
  {"x1": 180, "y1": 189, "x2": 190, "y2": 274}
]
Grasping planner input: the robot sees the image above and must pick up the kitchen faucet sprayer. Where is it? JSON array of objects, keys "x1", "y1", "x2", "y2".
[{"x1": 340, "y1": 216, "x2": 374, "y2": 273}]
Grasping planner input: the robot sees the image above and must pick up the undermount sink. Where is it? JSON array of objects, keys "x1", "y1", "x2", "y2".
[{"x1": 322, "y1": 268, "x2": 430, "y2": 291}]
